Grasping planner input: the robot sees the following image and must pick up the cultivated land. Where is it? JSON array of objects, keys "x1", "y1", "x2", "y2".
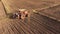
[{"x1": 0, "y1": 0, "x2": 60, "y2": 34}]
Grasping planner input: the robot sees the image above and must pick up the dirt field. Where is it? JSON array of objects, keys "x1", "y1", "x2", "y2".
[
  {"x1": 0, "y1": 0, "x2": 60, "y2": 34},
  {"x1": 0, "y1": 1, "x2": 5, "y2": 19},
  {"x1": 1, "y1": 0, "x2": 60, "y2": 13}
]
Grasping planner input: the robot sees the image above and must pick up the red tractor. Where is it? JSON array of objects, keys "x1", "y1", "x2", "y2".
[{"x1": 12, "y1": 9, "x2": 29, "y2": 19}]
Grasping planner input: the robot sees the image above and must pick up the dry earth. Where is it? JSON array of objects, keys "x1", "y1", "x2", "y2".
[{"x1": 0, "y1": 0, "x2": 60, "y2": 34}]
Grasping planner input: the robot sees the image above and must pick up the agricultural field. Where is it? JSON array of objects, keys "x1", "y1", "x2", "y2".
[{"x1": 0, "y1": 0, "x2": 60, "y2": 34}]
